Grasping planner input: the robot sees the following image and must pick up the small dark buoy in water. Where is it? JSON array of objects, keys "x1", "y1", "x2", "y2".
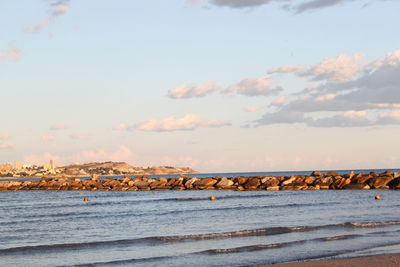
[
  {"x1": 210, "y1": 195, "x2": 216, "y2": 201},
  {"x1": 375, "y1": 195, "x2": 381, "y2": 200},
  {"x1": 83, "y1": 197, "x2": 90, "y2": 202}
]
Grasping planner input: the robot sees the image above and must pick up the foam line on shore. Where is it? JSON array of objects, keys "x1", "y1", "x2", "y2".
[{"x1": 1, "y1": 221, "x2": 400, "y2": 255}]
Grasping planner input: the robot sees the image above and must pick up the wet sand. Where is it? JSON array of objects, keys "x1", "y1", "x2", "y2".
[{"x1": 267, "y1": 253, "x2": 400, "y2": 267}]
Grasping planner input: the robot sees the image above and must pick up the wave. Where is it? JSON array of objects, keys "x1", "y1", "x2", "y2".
[
  {"x1": 2, "y1": 221, "x2": 399, "y2": 255},
  {"x1": 0, "y1": 201, "x2": 343, "y2": 227},
  {"x1": 67, "y1": 236, "x2": 400, "y2": 266}
]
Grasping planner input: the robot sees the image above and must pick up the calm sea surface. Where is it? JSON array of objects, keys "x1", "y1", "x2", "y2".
[{"x1": 1, "y1": 169, "x2": 400, "y2": 266}]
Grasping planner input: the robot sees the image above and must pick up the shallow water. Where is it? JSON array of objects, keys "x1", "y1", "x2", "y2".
[{"x1": 1, "y1": 183, "x2": 400, "y2": 266}]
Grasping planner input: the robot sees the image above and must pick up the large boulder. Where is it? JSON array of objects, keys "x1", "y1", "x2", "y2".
[
  {"x1": 281, "y1": 176, "x2": 297, "y2": 186},
  {"x1": 311, "y1": 171, "x2": 322, "y2": 177},
  {"x1": 216, "y1": 177, "x2": 234, "y2": 189},
  {"x1": 263, "y1": 177, "x2": 280, "y2": 187},
  {"x1": 368, "y1": 176, "x2": 394, "y2": 189},
  {"x1": 185, "y1": 177, "x2": 199, "y2": 189},
  {"x1": 244, "y1": 178, "x2": 261, "y2": 190},
  {"x1": 194, "y1": 178, "x2": 217, "y2": 187}
]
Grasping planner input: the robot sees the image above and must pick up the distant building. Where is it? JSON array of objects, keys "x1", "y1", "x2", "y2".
[
  {"x1": 50, "y1": 160, "x2": 55, "y2": 170},
  {"x1": 14, "y1": 160, "x2": 22, "y2": 170},
  {"x1": 0, "y1": 163, "x2": 13, "y2": 172}
]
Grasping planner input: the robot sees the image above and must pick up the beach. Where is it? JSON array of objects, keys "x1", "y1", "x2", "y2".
[{"x1": 268, "y1": 253, "x2": 400, "y2": 266}]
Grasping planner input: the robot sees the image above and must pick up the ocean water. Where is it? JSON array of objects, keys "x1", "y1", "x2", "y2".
[{"x1": 1, "y1": 170, "x2": 400, "y2": 266}]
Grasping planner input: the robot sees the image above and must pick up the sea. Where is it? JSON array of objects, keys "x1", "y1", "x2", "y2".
[{"x1": 1, "y1": 168, "x2": 400, "y2": 266}]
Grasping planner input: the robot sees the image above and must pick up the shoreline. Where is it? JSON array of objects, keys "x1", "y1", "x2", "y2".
[
  {"x1": 0, "y1": 170, "x2": 399, "y2": 191},
  {"x1": 266, "y1": 253, "x2": 400, "y2": 266}
]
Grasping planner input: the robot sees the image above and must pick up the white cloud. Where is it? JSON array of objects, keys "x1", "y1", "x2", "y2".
[
  {"x1": 24, "y1": 21, "x2": 51, "y2": 34},
  {"x1": 50, "y1": 124, "x2": 67, "y2": 130},
  {"x1": 255, "y1": 49, "x2": 400, "y2": 128},
  {"x1": 270, "y1": 96, "x2": 287, "y2": 106},
  {"x1": 135, "y1": 114, "x2": 231, "y2": 132},
  {"x1": 226, "y1": 76, "x2": 283, "y2": 96},
  {"x1": 377, "y1": 110, "x2": 400, "y2": 125},
  {"x1": 167, "y1": 81, "x2": 222, "y2": 99},
  {"x1": 113, "y1": 123, "x2": 130, "y2": 131},
  {"x1": 314, "y1": 93, "x2": 336, "y2": 102},
  {"x1": 244, "y1": 105, "x2": 263, "y2": 112},
  {"x1": 52, "y1": 4, "x2": 69, "y2": 16},
  {"x1": 256, "y1": 111, "x2": 311, "y2": 125},
  {"x1": 301, "y1": 53, "x2": 364, "y2": 82},
  {"x1": 0, "y1": 47, "x2": 21, "y2": 61},
  {"x1": 42, "y1": 135, "x2": 55, "y2": 142},
  {"x1": 268, "y1": 54, "x2": 364, "y2": 82},
  {"x1": 24, "y1": 0, "x2": 72, "y2": 34},
  {"x1": 268, "y1": 65, "x2": 304, "y2": 74},
  {"x1": 310, "y1": 110, "x2": 372, "y2": 127}
]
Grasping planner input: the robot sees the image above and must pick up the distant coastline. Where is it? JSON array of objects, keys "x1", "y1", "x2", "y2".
[{"x1": 0, "y1": 161, "x2": 198, "y2": 179}]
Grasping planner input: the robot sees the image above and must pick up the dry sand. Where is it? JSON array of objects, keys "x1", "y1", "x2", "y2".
[{"x1": 266, "y1": 253, "x2": 400, "y2": 267}]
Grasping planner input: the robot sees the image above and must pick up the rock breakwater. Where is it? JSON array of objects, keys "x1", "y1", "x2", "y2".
[{"x1": 0, "y1": 171, "x2": 399, "y2": 191}]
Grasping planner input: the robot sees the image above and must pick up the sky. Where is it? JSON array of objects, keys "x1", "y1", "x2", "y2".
[{"x1": 1, "y1": 0, "x2": 399, "y2": 172}]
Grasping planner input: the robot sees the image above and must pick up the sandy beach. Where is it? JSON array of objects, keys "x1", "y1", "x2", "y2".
[{"x1": 267, "y1": 253, "x2": 400, "y2": 267}]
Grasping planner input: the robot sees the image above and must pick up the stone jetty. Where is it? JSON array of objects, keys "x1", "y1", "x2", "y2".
[{"x1": 0, "y1": 170, "x2": 399, "y2": 191}]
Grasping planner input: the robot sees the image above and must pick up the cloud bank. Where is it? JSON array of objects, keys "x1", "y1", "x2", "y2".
[
  {"x1": 189, "y1": 0, "x2": 386, "y2": 13},
  {"x1": 256, "y1": 49, "x2": 400, "y2": 128},
  {"x1": 134, "y1": 114, "x2": 231, "y2": 132},
  {"x1": 168, "y1": 76, "x2": 281, "y2": 99}
]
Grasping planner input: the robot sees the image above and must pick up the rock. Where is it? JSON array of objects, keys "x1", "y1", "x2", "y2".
[
  {"x1": 264, "y1": 177, "x2": 280, "y2": 187},
  {"x1": 383, "y1": 170, "x2": 392, "y2": 176},
  {"x1": 235, "y1": 177, "x2": 248, "y2": 185},
  {"x1": 388, "y1": 178, "x2": 400, "y2": 189},
  {"x1": 194, "y1": 178, "x2": 217, "y2": 187},
  {"x1": 311, "y1": 171, "x2": 322, "y2": 176},
  {"x1": 331, "y1": 177, "x2": 348, "y2": 189},
  {"x1": 314, "y1": 177, "x2": 333, "y2": 187},
  {"x1": 304, "y1": 177, "x2": 316, "y2": 185},
  {"x1": 216, "y1": 177, "x2": 234, "y2": 189},
  {"x1": 266, "y1": 186, "x2": 280, "y2": 191},
  {"x1": 281, "y1": 185, "x2": 295, "y2": 190},
  {"x1": 343, "y1": 183, "x2": 370, "y2": 190},
  {"x1": 355, "y1": 174, "x2": 372, "y2": 184},
  {"x1": 326, "y1": 171, "x2": 338, "y2": 176},
  {"x1": 368, "y1": 176, "x2": 394, "y2": 189},
  {"x1": 293, "y1": 184, "x2": 308, "y2": 190},
  {"x1": 184, "y1": 178, "x2": 198, "y2": 189},
  {"x1": 244, "y1": 178, "x2": 260, "y2": 189},
  {"x1": 260, "y1": 177, "x2": 270, "y2": 184},
  {"x1": 134, "y1": 180, "x2": 150, "y2": 189},
  {"x1": 281, "y1": 176, "x2": 297, "y2": 186}
]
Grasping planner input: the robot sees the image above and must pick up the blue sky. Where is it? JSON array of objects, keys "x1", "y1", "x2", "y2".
[{"x1": 1, "y1": 0, "x2": 399, "y2": 172}]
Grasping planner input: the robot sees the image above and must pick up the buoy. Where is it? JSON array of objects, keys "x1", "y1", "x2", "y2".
[
  {"x1": 375, "y1": 195, "x2": 381, "y2": 200},
  {"x1": 210, "y1": 195, "x2": 216, "y2": 201},
  {"x1": 83, "y1": 197, "x2": 90, "y2": 202}
]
